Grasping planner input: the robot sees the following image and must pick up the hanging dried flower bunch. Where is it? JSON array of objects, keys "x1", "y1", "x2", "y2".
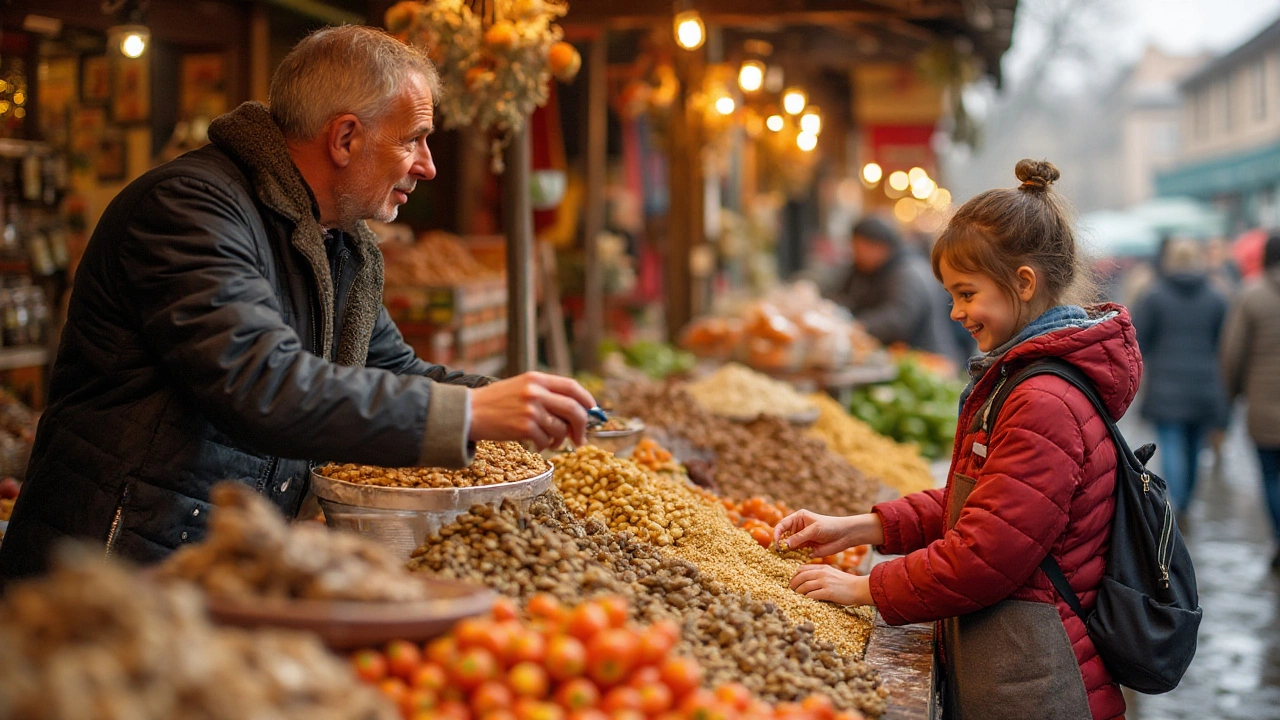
[{"x1": 385, "y1": 0, "x2": 581, "y2": 173}]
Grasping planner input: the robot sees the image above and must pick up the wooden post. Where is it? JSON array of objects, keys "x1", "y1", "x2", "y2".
[
  {"x1": 505, "y1": 125, "x2": 537, "y2": 376},
  {"x1": 580, "y1": 31, "x2": 608, "y2": 372},
  {"x1": 666, "y1": 51, "x2": 705, "y2": 341}
]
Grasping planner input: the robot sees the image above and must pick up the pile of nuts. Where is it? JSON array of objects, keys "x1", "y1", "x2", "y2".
[
  {"x1": 318, "y1": 441, "x2": 549, "y2": 489},
  {"x1": 551, "y1": 446, "x2": 698, "y2": 547},
  {"x1": 407, "y1": 495, "x2": 886, "y2": 717},
  {"x1": 0, "y1": 549, "x2": 396, "y2": 720},
  {"x1": 159, "y1": 482, "x2": 429, "y2": 602},
  {"x1": 684, "y1": 363, "x2": 817, "y2": 420},
  {"x1": 609, "y1": 382, "x2": 880, "y2": 516},
  {"x1": 807, "y1": 393, "x2": 936, "y2": 497}
]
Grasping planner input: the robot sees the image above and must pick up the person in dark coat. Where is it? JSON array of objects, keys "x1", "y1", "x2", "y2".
[
  {"x1": 831, "y1": 216, "x2": 965, "y2": 366},
  {"x1": 0, "y1": 26, "x2": 594, "y2": 585},
  {"x1": 1133, "y1": 238, "x2": 1229, "y2": 514}
]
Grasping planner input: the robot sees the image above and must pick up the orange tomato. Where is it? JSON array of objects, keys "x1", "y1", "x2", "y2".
[
  {"x1": 626, "y1": 665, "x2": 661, "y2": 689},
  {"x1": 636, "y1": 682, "x2": 674, "y2": 714},
  {"x1": 636, "y1": 622, "x2": 678, "y2": 666},
  {"x1": 800, "y1": 694, "x2": 836, "y2": 719},
  {"x1": 565, "y1": 710, "x2": 607, "y2": 720},
  {"x1": 832, "y1": 711, "x2": 867, "y2": 720},
  {"x1": 455, "y1": 618, "x2": 493, "y2": 649},
  {"x1": 479, "y1": 622, "x2": 517, "y2": 663},
  {"x1": 565, "y1": 603, "x2": 610, "y2": 642},
  {"x1": 492, "y1": 596, "x2": 519, "y2": 622},
  {"x1": 384, "y1": 639, "x2": 422, "y2": 681},
  {"x1": 553, "y1": 677, "x2": 600, "y2": 710},
  {"x1": 351, "y1": 648, "x2": 387, "y2": 683},
  {"x1": 411, "y1": 662, "x2": 447, "y2": 692},
  {"x1": 658, "y1": 656, "x2": 703, "y2": 698},
  {"x1": 748, "y1": 525, "x2": 773, "y2": 548},
  {"x1": 402, "y1": 687, "x2": 437, "y2": 716},
  {"x1": 433, "y1": 700, "x2": 473, "y2": 720},
  {"x1": 507, "y1": 661, "x2": 550, "y2": 700},
  {"x1": 586, "y1": 628, "x2": 640, "y2": 686},
  {"x1": 472, "y1": 680, "x2": 514, "y2": 714},
  {"x1": 507, "y1": 628, "x2": 547, "y2": 664},
  {"x1": 544, "y1": 635, "x2": 587, "y2": 681},
  {"x1": 595, "y1": 595, "x2": 630, "y2": 628},
  {"x1": 512, "y1": 698, "x2": 565, "y2": 720},
  {"x1": 376, "y1": 677, "x2": 409, "y2": 706},
  {"x1": 527, "y1": 593, "x2": 564, "y2": 623},
  {"x1": 480, "y1": 710, "x2": 519, "y2": 720},
  {"x1": 713, "y1": 683, "x2": 752, "y2": 711},
  {"x1": 449, "y1": 647, "x2": 499, "y2": 690},
  {"x1": 599, "y1": 686, "x2": 642, "y2": 712},
  {"x1": 426, "y1": 636, "x2": 459, "y2": 666}
]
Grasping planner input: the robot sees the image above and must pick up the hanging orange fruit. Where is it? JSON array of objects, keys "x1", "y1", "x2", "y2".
[
  {"x1": 548, "y1": 41, "x2": 581, "y2": 82},
  {"x1": 383, "y1": 1, "x2": 420, "y2": 34},
  {"x1": 484, "y1": 21, "x2": 519, "y2": 51}
]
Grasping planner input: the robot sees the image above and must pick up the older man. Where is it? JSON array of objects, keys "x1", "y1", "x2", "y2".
[{"x1": 0, "y1": 26, "x2": 593, "y2": 582}]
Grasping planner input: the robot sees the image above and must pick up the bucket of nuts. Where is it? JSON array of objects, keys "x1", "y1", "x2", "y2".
[
  {"x1": 583, "y1": 415, "x2": 645, "y2": 458},
  {"x1": 311, "y1": 441, "x2": 552, "y2": 558}
]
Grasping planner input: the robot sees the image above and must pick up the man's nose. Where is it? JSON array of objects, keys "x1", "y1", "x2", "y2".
[{"x1": 413, "y1": 144, "x2": 436, "y2": 181}]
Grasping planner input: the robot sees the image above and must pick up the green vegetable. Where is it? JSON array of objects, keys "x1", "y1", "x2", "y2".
[{"x1": 849, "y1": 357, "x2": 964, "y2": 459}]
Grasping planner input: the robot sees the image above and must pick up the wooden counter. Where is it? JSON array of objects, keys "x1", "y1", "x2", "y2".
[{"x1": 865, "y1": 614, "x2": 939, "y2": 720}]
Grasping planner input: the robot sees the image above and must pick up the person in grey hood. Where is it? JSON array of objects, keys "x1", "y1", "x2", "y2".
[
  {"x1": 831, "y1": 216, "x2": 965, "y2": 366},
  {"x1": 0, "y1": 26, "x2": 594, "y2": 585},
  {"x1": 1132, "y1": 238, "x2": 1229, "y2": 515},
  {"x1": 1221, "y1": 233, "x2": 1280, "y2": 570}
]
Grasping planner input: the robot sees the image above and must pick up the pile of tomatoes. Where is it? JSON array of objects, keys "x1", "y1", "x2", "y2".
[
  {"x1": 351, "y1": 594, "x2": 865, "y2": 720},
  {"x1": 721, "y1": 496, "x2": 869, "y2": 573},
  {"x1": 630, "y1": 439, "x2": 683, "y2": 475}
]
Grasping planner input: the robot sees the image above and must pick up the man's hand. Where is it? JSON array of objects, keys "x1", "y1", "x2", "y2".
[
  {"x1": 790, "y1": 563, "x2": 874, "y2": 607},
  {"x1": 468, "y1": 372, "x2": 595, "y2": 450},
  {"x1": 774, "y1": 510, "x2": 883, "y2": 558}
]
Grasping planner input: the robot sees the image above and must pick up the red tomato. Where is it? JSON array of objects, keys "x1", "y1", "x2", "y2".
[
  {"x1": 350, "y1": 648, "x2": 387, "y2": 684},
  {"x1": 544, "y1": 635, "x2": 588, "y2": 681},
  {"x1": 412, "y1": 662, "x2": 448, "y2": 692},
  {"x1": 566, "y1": 603, "x2": 610, "y2": 642},
  {"x1": 384, "y1": 640, "x2": 423, "y2": 681},
  {"x1": 832, "y1": 712, "x2": 867, "y2": 720},
  {"x1": 658, "y1": 656, "x2": 702, "y2": 698},
  {"x1": 376, "y1": 677, "x2": 409, "y2": 706},
  {"x1": 609, "y1": 710, "x2": 645, "y2": 720},
  {"x1": 478, "y1": 622, "x2": 517, "y2": 664},
  {"x1": 527, "y1": 593, "x2": 564, "y2": 622},
  {"x1": 455, "y1": 618, "x2": 494, "y2": 649},
  {"x1": 449, "y1": 647, "x2": 499, "y2": 690},
  {"x1": 434, "y1": 700, "x2": 473, "y2": 720},
  {"x1": 480, "y1": 711, "x2": 518, "y2": 720},
  {"x1": 507, "y1": 628, "x2": 547, "y2": 664},
  {"x1": 565, "y1": 710, "x2": 608, "y2": 720},
  {"x1": 626, "y1": 665, "x2": 661, "y2": 689},
  {"x1": 472, "y1": 680, "x2": 514, "y2": 713},
  {"x1": 595, "y1": 595, "x2": 630, "y2": 628},
  {"x1": 599, "y1": 686, "x2": 642, "y2": 713},
  {"x1": 491, "y1": 596, "x2": 519, "y2": 622},
  {"x1": 636, "y1": 682, "x2": 674, "y2": 714},
  {"x1": 512, "y1": 698, "x2": 565, "y2": 720},
  {"x1": 402, "y1": 688, "x2": 437, "y2": 717},
  {"x1": 712, "y1": 683, "x2": 752, "y2": 711},
  {"x1": 553, "y1": 677, "x2": 600, "y2": 710},
  {"x1": 507, "y1": 661, "x2": 550, "y2": 699},
  {"x1": 586, "y1": 629, "x2": 640, "y2": 687},
  {"x1": 426, "y1": 636, "x2": 460, "y2": 667},
  {"x1": 800, "y1": 694, "x2": 836, "y2": 719}
]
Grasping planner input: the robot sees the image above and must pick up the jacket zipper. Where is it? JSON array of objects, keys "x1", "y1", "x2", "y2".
[
  {"x1": 104, "y1": 483, "x2": 133, "y2": 556},
  {"x1": 1157, "y1": 495, "x2": 1174, "y2": 588}
]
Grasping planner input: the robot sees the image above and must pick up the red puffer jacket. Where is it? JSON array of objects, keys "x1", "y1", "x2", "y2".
[{"x1": 868, "y1": 304, "x2": 1141, "y2": 720}]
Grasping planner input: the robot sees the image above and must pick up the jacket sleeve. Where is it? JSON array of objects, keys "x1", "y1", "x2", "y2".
[
  {"x1": 365, "y1": 307, "x2": 494, "y2": 387},
  {"x1": 855, "y1": 263, "x2": 930, "y2": 346},
  {"x1": 868, "y1": 381, "x2": 1083, "y2": 625},
  {"x1": 117, "y1": 175, "x2": 474, "y2": 469},
  {"x1": 1219, "y1": 294, "x2": 1251, "y2": 400},
  {"x1": 872, "y1": 488, "x2": 946, "y2": 555}
]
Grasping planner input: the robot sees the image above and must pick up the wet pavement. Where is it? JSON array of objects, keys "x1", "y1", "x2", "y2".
[{"x1": 1119, "y1": 413, "x2": 1280, "y2": 720}]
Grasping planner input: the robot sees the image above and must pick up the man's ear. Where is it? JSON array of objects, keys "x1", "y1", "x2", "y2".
[
  {"x1": 327, "y1": 114, "x2": 363, "y2": 169},
  {"x1": 1016, "y1": 265, "x2": 1038, "y2": 302}
]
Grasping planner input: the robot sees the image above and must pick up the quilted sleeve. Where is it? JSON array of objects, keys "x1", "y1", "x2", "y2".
[
  {"x1": 873, "y1": 488, "x2": 946, "y2": 556},
  {"x1": 869, "y1": 379, "x2": 1086, "y2": 625}
]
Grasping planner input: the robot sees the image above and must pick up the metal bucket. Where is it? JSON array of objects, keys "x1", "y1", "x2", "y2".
[{"x1": 310, "y1": 467, "x2": 554, "y2": 558}]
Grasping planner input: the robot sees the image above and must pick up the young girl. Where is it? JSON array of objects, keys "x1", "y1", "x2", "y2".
[{"x1": 776, "y1": 160, "x2": 1138, "y2": 720}]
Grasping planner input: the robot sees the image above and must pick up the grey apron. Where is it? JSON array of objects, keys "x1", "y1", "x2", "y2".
[{"x1": 940, "y1": 473, "x2": 1093, "y2": 720}]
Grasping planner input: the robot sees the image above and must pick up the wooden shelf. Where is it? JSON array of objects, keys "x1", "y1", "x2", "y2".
[{"x1": 0, "y1": 346, "x2": 48, "y2": 371}]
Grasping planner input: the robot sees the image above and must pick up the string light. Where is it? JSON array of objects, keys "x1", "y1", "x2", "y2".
[
  {"x1": 674, "y1": 10, "x2": 705, "y2": 51},
  {"x1": 782, "y1": 87, "x2": 806, "y2": 115},
  {"x1": 738, "y1": 60, "x2": 765, "y2": 93},
  {"x1": 862, "y1": 163, "x2": 883, "y2": 184}
]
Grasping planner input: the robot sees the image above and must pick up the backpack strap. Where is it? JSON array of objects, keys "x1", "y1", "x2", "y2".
[{"x1": 980, "y1": 357, "x2": 1127, "y2": 621}]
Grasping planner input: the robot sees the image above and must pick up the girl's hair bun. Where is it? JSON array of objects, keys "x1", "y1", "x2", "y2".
[{"x1": 1015, "y1": 159, "x2": 1060, "y2": 192}]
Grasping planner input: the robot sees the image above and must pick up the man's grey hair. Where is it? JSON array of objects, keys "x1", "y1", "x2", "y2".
[{"x1": 269, "y1": 25, "x2": 442, "y2": 141}]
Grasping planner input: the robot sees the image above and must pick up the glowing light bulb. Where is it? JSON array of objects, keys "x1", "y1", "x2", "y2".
[
  {"x1": 674, "y1": 11, "x2": 705, "y2": 50},
  {"x1": 799, "y1": 109, "x2": 821, "y2": 135},
  {"x1": 908, "y1": 166, "x2": 928, "y2": 184},
  {"x1": 738, "y1": 60, "x2": 765, "y2": 93},
  {"x1": 797, "y1": 131, "x2": 818, "y2": 152},
  {"x1": 766, "y1": 114, "x2": 784, "y2": 132},
  {"x1": 715, "y1": 96, "x2": 735, "y2": 115},
  {"x1": 121, "y1": 32, "x2": 147, "y2": 58},
  {"x1": 911, "y1": 177, "x2": 936, "y2": 200},
  {"x1": 782, "y1": 87, "x2": 806, "y2": 115},
  {"x1": 862, "y1": 163, "x2": 883, "y2": 184},
  {"x1": 888, "y1": 171, "x2": 909, "y2": 192}
]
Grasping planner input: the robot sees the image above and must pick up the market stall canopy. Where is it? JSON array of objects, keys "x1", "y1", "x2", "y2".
[
  {"x1": 562, "y1": 0, "x2": 1017, "y2": 84},
  {"x1": 1078, "y1": 209, "x2": 1161, "y2": 259},
  {"x1": 1128, "y1": 196, "x2": 1228, "y2": 240}
]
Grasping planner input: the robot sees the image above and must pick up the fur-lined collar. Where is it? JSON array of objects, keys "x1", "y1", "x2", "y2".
[{"x1": 207, "y1": 101, "x2": 383, "y2": 367}]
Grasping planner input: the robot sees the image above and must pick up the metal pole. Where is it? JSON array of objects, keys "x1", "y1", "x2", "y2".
[{"x1": 505, "y1": 124, "x2": 537, "y2": 376}]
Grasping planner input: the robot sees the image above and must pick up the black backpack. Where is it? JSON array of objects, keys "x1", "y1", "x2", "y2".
[{"x1": 982, "y1": 357, "x2": 1202, "y2": 694}]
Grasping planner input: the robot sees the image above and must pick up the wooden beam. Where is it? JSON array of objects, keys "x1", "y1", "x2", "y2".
[
  {"x1": 563, "y1": 0, "x2": 957, "y2": 28},
  {"x1": 579, "y1": 32, "x2": 607, "y2": 373}
]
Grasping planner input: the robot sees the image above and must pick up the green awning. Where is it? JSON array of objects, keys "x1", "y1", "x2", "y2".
[{"x1": 1155, "y1": 140, "x2": 1280, "y2": 198}]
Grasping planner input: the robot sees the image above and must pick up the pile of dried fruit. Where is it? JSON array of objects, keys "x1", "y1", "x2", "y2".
[
  {"x1": 609, "y1": 382, "x2": 879, "y2": 517},
  {"x1": 807, "y1": 393, "x2": 936, "y2": 497},
  {"x1": 319, "y1": 441, "x2": 549, "y2": 489},
  {"x1": 684, "y1": 362, "x2": 817, "y2": 420},
  {"x1": 0, "y1": 549, "x2": 395, "y2": 720},
  {"x1": 407, "y1": 496, "x2": 885, "y2": 716},
  {"x1": 350, "y1": 595, "x2": 868, "y2": 720},
  {"x1": 159, "y1": 482, "x2": 428, "y2": 602},
  {"x1": 630, "y1": 438, "x2": 683, "y2": 475},
  {"x1": 551, "y1": 446, "x2": 698, "y2": 547}
]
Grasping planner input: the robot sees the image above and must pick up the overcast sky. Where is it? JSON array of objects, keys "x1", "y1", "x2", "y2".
[{"x1": 1116, "y1": 0, "x2": 1280, "y2": 57}]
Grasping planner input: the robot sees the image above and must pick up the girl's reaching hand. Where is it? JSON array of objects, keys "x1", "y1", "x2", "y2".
[
  {"x1": 774, "y1": 510, "x2": 882, "y2": 558},
  {"x1": 790, "y1": 563, "x2": 874, "y2": 606}
]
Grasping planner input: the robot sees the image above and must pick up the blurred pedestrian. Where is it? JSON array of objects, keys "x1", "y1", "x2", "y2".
[
  {"x1": 1220, "y1": 232, "x2": 1280, "y2": 570},
  {"x1": 1132, "y1": 238, "x2": 1229, "y2": 516},
  {"x1": 830, "y1": 216, "x2": 965, "y2": 367}
]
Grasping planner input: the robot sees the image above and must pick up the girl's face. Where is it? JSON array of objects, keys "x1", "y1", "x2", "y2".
[{"x1": 939, "y1": 257, "x2": 1034, "y2": 353}]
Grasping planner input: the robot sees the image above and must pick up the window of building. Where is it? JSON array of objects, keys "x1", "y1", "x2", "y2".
[
  {"x1": 1221, "y1": 75, "x2": 1234, "y2": 133},
  {"x1": 1152, "y1": 120, "x2": 1179, "y2": 155},
  {"x1": 1193, "y1": 89, "x2": 1210, "y2": 140},
  {"x1": 1253, "y1": 59, "x2": 1267, "y2": 122}
]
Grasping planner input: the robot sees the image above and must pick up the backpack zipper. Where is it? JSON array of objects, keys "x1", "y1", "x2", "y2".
[
  {"x1": 104, "y1": 483, "x2": 133, "y2": 557},
  {"x1": 1142, "y1": 470, "x2": 1151, "y2": 493},
  {"x1": 1157, "y1": 494, "x2": 1174, "y2": 588}
]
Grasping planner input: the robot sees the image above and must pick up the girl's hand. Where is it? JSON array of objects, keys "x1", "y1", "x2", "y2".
[
  {"x1": 790, "y1": 564, "x2": 874, "y2": 606},
  {"x1": 774, "y1": 510, "x2": 883, "y2": 557}
]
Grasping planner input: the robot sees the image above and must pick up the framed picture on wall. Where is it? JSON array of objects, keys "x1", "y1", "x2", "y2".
[
  {"x1": 71, "y1": 106, "x2": 106, "y2": 171},
  {"x1": 113, "y1": 56, "x2": 150, "y2": 123},
  {"x1": 181, "y1": 53, "x2": 227, "y2": 120},
  {"x1": 81, "y1": 55, "x2": 109, "y2": 104}
]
